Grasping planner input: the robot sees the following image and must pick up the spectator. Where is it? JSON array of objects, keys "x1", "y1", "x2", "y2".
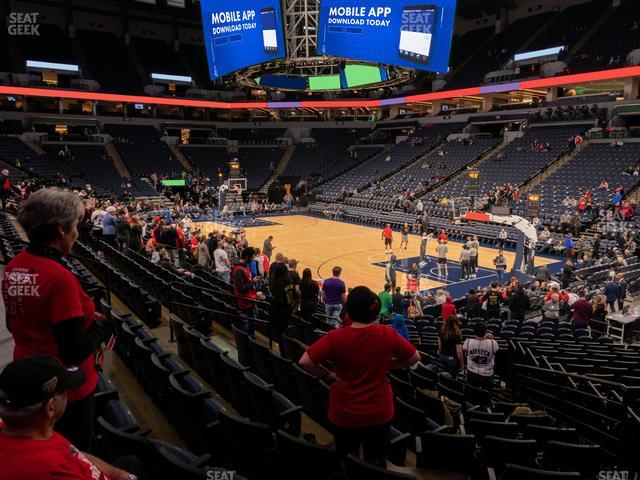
[
  {"x1": 616, "y1": 272, "x2": 628, "y2": 311},
  {"x1": 269, "y1": 262, "x2": 294, "y2": 352},
  {"x1": 299, "y1": 268, "x2": 319, "y2": 321},
  {"x1": 465, "y1": 289, "x2": 483, "y2": 319},
  {"x1": 570, "y1": 289, "x2": 592, "y2": 328},
  {"x1": 115, "y1": 209, "x2": 129, "y2": 252},
  {"x1": 543, "y1": 293, "x2": 561, "y2": 321},
  {"x1": 439, "y1": 315, "x2": 463, "y2": 378},
  {"x1": 3, "y1": 189, "x2": 111, "y2": 450},
  {"x1": 378, "y1": 283, "x2": 393, "y2": 322},
  {"x1": 0, "y1": 168, "x2": 11, "y2": 210},
  {"x1": 508, "y1": 286, "x2": 530, "y2": 321},
  {"x1": 127, "y1": 216, "x2": 143, "y2": 252},
  {"x1": 262, "y1": 235, "x2": 275, "y2": 260},
  {"x1": 392, "y1": 286, "x2": 405, "y2": 315},
  {"x1": 214, "y1": 240, "x2": 231, "y2": 283},
  {"x1": 196, "y1": 235, "x2": 211, "y2": 268},
  {"x1": 484, "y1": 281, "x2": 503, "y2": 320},
  {"x1": 101, "y1": 206, "x2": 117, "y2": 245},
  {"x1": 322, "y1": 266, "x2": 347, "y2": 320},
  {"x1": 560, "y1": 260, "x2": 576, "y2": 289},
  {"x1": 299, "y1": 286, "x2": 420, "y2": 465},
  {"x1": 604, "y1": 274, "x2": 620, "y2": 312},
  {"x1": 497, "y1": 228, "x2": 508, "y2": 248},
  {"x1": 391, "y1": 313, "x2": 410, "y2": 340},
  {"x1": 0, "y1": 355, "x2": 144, "y2": 480},
  {"x1": 441, "y1": 296, "x2": 456, "y2": 319},
  {"x1": 288, "y1": 258, "x2": 301, "y2": 312},
  {"x1": 463, "y1": 322, "x2": 498, "y2": 391},
  {"x1": 232, "y1": 247, "x2": 266, "y2": 333}
]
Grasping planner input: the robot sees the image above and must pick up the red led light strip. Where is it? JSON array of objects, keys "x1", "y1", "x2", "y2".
[{"x1": 0, "y1": 66, "x2": 638, "y2": 110}]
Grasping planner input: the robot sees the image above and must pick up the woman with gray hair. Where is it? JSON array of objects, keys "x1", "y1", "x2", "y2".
[{"x1": 1, "y1": 188, "x2": 111, "y2": 450}]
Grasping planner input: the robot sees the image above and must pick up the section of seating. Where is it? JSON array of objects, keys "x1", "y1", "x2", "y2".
[
  {"x1": 351, "y1": 137, "x2": 501, "y2": 210},
  {"x1": 180, "y1": 145, "x2": 229, "y2": 180},
  {"x1": 525, "y1": 142, "x2": 640, "y2": 219},
  {"x1": 447, "y1": 12, "x2": 556, "y2": 89},
  {"x1": 131, "y1": 37, "x2": 187, "y2": 77},
  {"x1": 42, "y1": 144, "x2": 127, "y2": 196},
  {"x1": 12, "y1": 23, "x2": 76, "y2": 67},
  {"x1": 238, "y1": 147, "x2": 286, "y2": 190},
  {"x1": 280, "y1": 128, "x2": 374, "y2": 182},
  {"x1": 526, "y1": 0, "x2": 609, "y2": 54},
  {"x1": 104, "y1": 124, "x2": 183, "y2": 176},
  {"x1": 571, "y1": 2, "x2": 640, "y2": 73},
  {"x1": 77, "y1": 30, "x2": 143, "y2": 94},
  {"x1": 432, "y1": 126, "x2": 584, "y2": 203},
  {"x1": 217, "y1": 128, "x2": 286, "y2": 145},
  {"x1": 316, "y1": 124, "x2": 461, "y2": 201}
]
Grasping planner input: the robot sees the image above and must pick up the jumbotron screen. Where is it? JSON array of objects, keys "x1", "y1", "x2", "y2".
[
  {"x1": 200, "y1": 0, "x2": 286, "y2": 79},
  {"x1": 317, "y1": 0, "x2": 456, "y2": 73}
]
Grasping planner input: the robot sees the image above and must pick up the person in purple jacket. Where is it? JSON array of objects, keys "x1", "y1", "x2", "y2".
[{"x1": 322, "y1": 266, "x2": 347, "y2": 320}]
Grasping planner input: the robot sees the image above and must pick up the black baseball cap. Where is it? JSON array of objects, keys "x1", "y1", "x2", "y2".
[{"x1": 0, "y1": 355, "x2": 85, "y2": 409}]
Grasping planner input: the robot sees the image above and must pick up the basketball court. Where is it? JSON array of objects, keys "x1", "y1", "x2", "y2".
[{"x1": 196, "y1": 215, "x2": 561, "y2": 296}]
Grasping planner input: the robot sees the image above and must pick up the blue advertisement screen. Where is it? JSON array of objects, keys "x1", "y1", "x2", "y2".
[
  {"x1": 318, "y1": 0, "x2": 456, "y2": 74},
  {"x1": 200, "y1": 0, "x2": 285, "y2": 79}
]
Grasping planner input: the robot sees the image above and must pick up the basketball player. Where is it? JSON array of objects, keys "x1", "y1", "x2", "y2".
[
  {"x1": 436, "y1": 239, "x2": 448, "y2": 278},
  {"x1": 419, "y1": 231, "x2": 432, "y2": 266},
  {"x1": 382, "y1": 223, "x2": 393, "y2": 254},
  {"x1": 400, "y1": 223, "x2": 410, "y2": 250}
]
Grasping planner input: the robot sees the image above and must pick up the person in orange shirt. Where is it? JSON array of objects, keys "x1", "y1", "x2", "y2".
[{"x1": 381, "y1": 223, "x2": 394, "y2": 255}]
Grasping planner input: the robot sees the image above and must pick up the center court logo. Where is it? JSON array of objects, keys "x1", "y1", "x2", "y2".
[{"x1": 7, "y1": 12, "x2": 40, "y2": 36}]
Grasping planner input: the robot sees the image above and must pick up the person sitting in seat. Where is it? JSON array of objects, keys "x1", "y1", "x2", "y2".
[{"x1": 0, "y1": 355, "x2": 144, "y2": 480}]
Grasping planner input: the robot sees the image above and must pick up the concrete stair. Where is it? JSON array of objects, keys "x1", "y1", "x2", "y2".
[
  {"x1": 519, "y1": 140, "x2": 588, "y2": 193},
  {"x1": 105, "y1": 143, "x2": 132, "y2": 178},
  {"x1": 259, "y1": 144, "x2": 296, "y2": 193},
  {"x1": 167, "y1": 143, "x2": 194, "y2": 171}
]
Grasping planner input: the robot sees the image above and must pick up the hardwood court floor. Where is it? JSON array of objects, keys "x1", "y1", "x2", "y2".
[{"x1": 197, "y1": 215, "x2": 557, "y2": 292}]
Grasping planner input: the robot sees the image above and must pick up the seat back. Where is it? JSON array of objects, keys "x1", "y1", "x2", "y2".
[
  {"x1": 417, "y1": 431, "x2": 475, "y2": 472},
  {"x1": 483, "y1": 435, "x2": 538, "y2": 471},
  {"x1": 232, "y1": 323, "x2": 255, "y2": 368},
  {"x1": 502, "y1": 464, "x2": 581, "y2": 480},
  {"x1": 276, "y1": 430, "x2": 341, "y2": 480},
  {"x1": 218, "y1": 410, "x2": 276, "y2": 480},
  {"x1": 543, "y1": 441, "x2": 602, "y2": 476},
  {"x1": 469, "y1": 419, "x2": 519, "y2": 442},
  {"x1": 345, "y1": 454, "x2": 417, "y2": 480}
]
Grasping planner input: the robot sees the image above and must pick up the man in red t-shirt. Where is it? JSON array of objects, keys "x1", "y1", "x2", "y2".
[
  {"x1": 299, "y1": 286, "x2": 419, "y2": 466},
  {"x1": 381, "y1": 223, "x2": 394, "y2": 255},
  {"x1": 0, "y1": 355, "x2": 139, "y2": 480}
]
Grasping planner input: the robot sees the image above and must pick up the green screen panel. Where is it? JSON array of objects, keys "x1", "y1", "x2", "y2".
[
  {"x1": 344, "y1": 65, "x2": 382, "y2": 88},
  {"x1": 161, "y1": 179, "x2": 186, "y2": 187},
  {"x1": 309, "y1": 75, "x2": 341, "y2": 90}
]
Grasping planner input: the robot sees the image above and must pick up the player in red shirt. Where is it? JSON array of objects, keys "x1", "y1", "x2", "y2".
[
  {"x1": 2, "y1": 189, "x2": 112, "y2": 450},
  {"x1": 0, "y1": 355, "x2": 140, "y2": 480},
  {"x1": 437, "y1": 229, "x2": 448, "y2": 243},
  {"x1": 299, "y1": 286, "x2": 419, "y2": 465},
  {"x1": 381, "y1": 223, "x2": 394, "y2": 255}
]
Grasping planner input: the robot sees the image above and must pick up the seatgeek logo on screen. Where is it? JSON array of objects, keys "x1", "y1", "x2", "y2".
[
  {"x1": 318, "y1": 0, "x2": 456, "y2": 74},
  {"x1": 200, "y1": 0, "x2": 285, "y2": 79}
]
